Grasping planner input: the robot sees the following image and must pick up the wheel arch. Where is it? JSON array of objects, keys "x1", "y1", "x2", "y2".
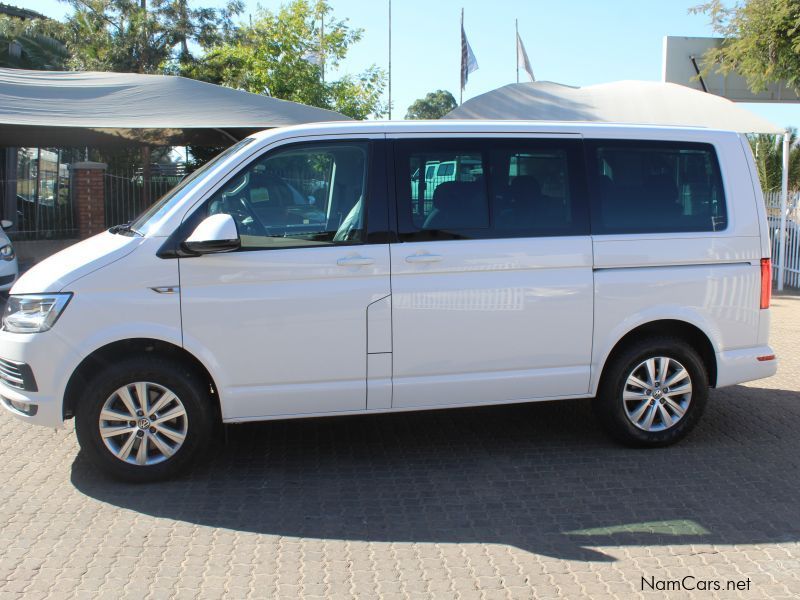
[
  {"x1": 597, "y1": 319, "x2": 718, "y2": 392},
  {"x1": 63, "y1": 338, "x2": 220, "y2": 421}
]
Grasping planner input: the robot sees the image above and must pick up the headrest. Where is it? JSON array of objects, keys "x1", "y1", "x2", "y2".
[{"x1": 510, "y1": 175, "x2": 542, "y2": 200}]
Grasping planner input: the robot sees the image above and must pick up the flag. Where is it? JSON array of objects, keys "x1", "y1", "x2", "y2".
[
  {"x1": 516, "y1": 32, "x2": 535, "y2": 82},
  {"x1": 461, "y1": 17, "x2": 479, "y2": 90},
  {"x1": 302, "y1": 50, "x2": 322, "y2": 66}
]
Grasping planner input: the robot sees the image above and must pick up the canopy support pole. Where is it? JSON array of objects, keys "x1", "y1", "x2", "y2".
[{"x1": 778, "y1": 130, "x2": 789, "y2": 291}]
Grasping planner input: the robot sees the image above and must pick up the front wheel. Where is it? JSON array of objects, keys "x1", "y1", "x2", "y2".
[
  {"x1": 75, "y1": 357, "x2": 214, "y2": 482},
  {"x1": 595, "y1": 337, "x2": 709, "y2": 447}
]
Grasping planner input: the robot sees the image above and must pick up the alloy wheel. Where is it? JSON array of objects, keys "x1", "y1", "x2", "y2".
[
  {"x1": 98, "y1": 381, "x2": 189, "y2": 465},
  {"x1": 622, "y1": 356, "x2": 693, "y2": 432}
]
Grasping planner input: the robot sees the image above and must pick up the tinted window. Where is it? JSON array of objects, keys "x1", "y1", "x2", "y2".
[
  {"x1": 395, "y1": 138, "x2": 587, "y2": 240},
  {"x1": 205, "y1": 142, "x2": 368, "y2": 249},
  {"x1": 587, "y1": 140, "x2": 727, "y2": 234},
  {"x1": 489, "y1": 141, "x2": 586, "y2": 236},
  {"x1": 397, "y1": 142, "x2": 489, "y2": 237}
]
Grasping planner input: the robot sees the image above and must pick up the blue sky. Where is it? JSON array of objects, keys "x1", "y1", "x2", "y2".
[{"x1": 31, "y1": 0, "x2": 799, "y2": 129}]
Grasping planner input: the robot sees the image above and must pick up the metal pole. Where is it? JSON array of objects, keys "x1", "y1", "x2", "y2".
[
  {"x1": 320, "y1": 13, "x2": 325, "y2": 85},
  {"x1": 516, "y1": 19, "x2": 519, "y2": 84},
  {"x1": 460, "y1": 8, "x2": 463, "y2": 106},
  {"x1": 34, "y1": 148, "x2": 41, "y2": 240},
  {"x1": 388, "y1": 0, "x2": 392, "y2": 119},
  {"x1": 779, "y1": 130, "x2": 789, "y2": 291}
]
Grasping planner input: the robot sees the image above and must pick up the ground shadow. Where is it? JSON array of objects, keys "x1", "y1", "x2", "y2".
[{"x1": 71, "y1": 385, "x2": 800, "y2": 561}]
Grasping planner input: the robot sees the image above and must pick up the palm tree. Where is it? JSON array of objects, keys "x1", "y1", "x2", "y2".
[
  {"x1": 749, "y1": 130, "x2": 800, "y2": 193},
  {"x1": 0, "y1": 14, "x2": 69, "y2": 70}
]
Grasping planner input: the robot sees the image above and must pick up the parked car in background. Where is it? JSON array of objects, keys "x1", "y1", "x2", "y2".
[
  {"x1": 0, "y1": 221, "x2": 18, "y2": 292},
  {"x1": 0, "y1": 121, "x2": 777, "y2": 481}
]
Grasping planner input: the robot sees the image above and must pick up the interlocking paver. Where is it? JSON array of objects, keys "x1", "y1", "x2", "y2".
[{"x1": 1, "y1": 293, "x2": 800, "y2": 598}]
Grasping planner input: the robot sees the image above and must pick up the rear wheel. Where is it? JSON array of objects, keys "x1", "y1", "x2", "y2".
[
  {"x1": 75, "y1": 357, "x2": 214, "y2": 482},
  {"x1": 595, "y1": 337, "x2": 708, "y2": 447}
]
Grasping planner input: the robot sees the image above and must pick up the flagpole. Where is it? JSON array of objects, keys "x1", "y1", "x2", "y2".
[
  {"x1": 320, "y1": 13, "x2": 325, "y2": 84},
  {"x1": 388, "y1": 0, "x2": 392, "y2": 119},
  {"x1": 460, "y1": 7, "x2": 464, "y2": 105},
  {"x1": 515, "y1": 19, "x2": 519, "y2": 83}
]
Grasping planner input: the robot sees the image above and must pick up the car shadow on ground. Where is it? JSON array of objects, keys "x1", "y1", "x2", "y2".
[{"x1": 71, "y1": 385, "x2": 800, "y2": 562}]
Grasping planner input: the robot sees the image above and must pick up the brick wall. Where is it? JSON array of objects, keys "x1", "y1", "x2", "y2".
[{"x1": 69, "y1": 162, "x2": 107, "y2": 240}]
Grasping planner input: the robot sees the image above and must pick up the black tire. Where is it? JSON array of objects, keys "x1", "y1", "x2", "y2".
[
  {"x1": 75, "y1": 356, "x2": 214, "y2": 482},
  {"x1": 594, "y1": 336, "x2": 709, "y2": 447}
]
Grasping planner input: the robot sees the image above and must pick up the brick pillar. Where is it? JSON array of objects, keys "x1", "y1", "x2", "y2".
[{"x1": 69, "y1": 162, "x2": 107, "y2": 240}]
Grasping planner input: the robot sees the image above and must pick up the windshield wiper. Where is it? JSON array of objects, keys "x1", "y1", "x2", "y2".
[{"x1": 108, "y1": 222, "x2": 142, "y2": 237}]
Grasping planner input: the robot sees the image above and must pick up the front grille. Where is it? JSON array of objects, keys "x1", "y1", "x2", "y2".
[
  {"x1": 0, "y1": 358, "x2": 36, "y2": 391},
  {"x1": 0, "y1": 274, "x2": 14, "y2": 286}
]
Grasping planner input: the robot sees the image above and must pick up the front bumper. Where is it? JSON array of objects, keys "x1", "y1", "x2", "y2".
[
  {"x1": 0, "y1": 382, "x2": 62, "y2": 428},
  {"x1": 0, "y1": 256, "x2": 19, "y2": 292},
  {"x1": 0, "y1": 329, "x2": 75, "y2": 429}
]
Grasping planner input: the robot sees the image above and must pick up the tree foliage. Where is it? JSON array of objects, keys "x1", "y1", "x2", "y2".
[
  {"x1": 181, "y1": 0, "x2": 387, "y2": 119},
  {"x1": 61, "y1": 0, "x2": 243, "y2": 73},
  {"x1": 0, "y1": 15, "x2": 69, "y2": 69},
  {"x1": 692, "y1": 0, "x2": 800, "y2": 93},
  {"x1": 405, "y1": 90, "x2": 457, "y2": 120},
  {"x1": 749, "y1": 130, "x2": 800, "y2": 191}
]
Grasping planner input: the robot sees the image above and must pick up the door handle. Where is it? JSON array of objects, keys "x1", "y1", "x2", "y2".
[
  {"x1": 405, "y1": 253, "x2": 443, "y2": 264},
  {"x1": 336, "y1": 256, "x2": 375, "y2": 267}
]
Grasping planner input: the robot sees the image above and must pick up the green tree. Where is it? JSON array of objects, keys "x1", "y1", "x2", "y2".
[
  {"x1": 749, "y1": 130, "x2": 800, "y2": 191},
  {"x1": 61, "y1": 0, "x2": 242, "y2": 74},
  {"x1": 405, "y1": 90, "x2": 457, "y2": 120},
  {"x1": 182, "y1": 0, "x2": 387, "y2": 119},
  {"x1": 692, "y1": 0, "x2": 800, "y2": 93},
  {"x1": 0, "y1": 14, "x2": 69, "y2": 69}
]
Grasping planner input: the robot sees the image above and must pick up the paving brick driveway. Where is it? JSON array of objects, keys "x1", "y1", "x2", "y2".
[{"x1": 1, "y1": 295, "x2": 799, "y2": 600}]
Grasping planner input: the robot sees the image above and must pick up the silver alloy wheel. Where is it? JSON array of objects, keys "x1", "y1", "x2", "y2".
[
  {"x1": 98, "y1": 381, "x2": 188, "y2": 466},
  {"x1": 622, "y1": 356, "x2": 692, "y2": 432}
]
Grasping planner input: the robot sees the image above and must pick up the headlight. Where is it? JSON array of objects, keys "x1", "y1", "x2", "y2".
[
  {"x1": 2, "y1": 294, "x2": 72, "y2": 334},
  {"x1": 0, "y1": 244, "x2": 14, "y2": 261}
]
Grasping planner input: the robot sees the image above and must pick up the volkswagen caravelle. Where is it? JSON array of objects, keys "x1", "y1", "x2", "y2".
[{"x1": 0, "y1": 122, "x2": 777, "y2": 481}]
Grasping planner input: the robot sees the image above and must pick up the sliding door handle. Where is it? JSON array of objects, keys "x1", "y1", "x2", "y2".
[
  {"x1": 405, "y1": 253, "x2": 443, "y2": 264},
  {"x1": 336, "y1": 256, "x2": 375, "y2": 267}
]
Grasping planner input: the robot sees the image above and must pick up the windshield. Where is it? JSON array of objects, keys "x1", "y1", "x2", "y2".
[{"x1": 129, "y1": 138, "x2": 254, "y2": 236}]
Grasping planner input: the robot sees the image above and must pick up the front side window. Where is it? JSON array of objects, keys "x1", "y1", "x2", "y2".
[
  {"x1": 205, "y1": 141, "x2": 369, "y2": 249},
  {"x1": 587, "y1": 140, "x2": 727, "y2": 234}
]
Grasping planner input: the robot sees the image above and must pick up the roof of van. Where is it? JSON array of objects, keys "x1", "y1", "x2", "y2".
[{"x1": 249, "y1": 120, "x2": 745, "y2": 142}]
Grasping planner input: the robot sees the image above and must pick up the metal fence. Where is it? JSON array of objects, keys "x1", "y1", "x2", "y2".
[
  {"x1": 104, "y1": 165, "x2": 185, "y2": 228},
  {"x1": 0, "y1": 178, "x2": 78, "y2": 241},
  {"x1": 765, "y1": 190, "x2": 800, "y2": 289}
]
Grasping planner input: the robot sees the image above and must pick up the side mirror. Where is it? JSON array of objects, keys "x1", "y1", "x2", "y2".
[
  {"x1": 181, "y1": 214, "x2": 240, "y2": 255},
  {"x1": 1, "y1": 220, "x2": 12, "y2": 230}
]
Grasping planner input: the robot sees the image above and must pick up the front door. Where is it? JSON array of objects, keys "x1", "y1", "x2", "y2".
[
  {"x1": 389, "y1": 136, "x2": 594, "y2": 408},
  {"x1": 179, "y1": 138, "x2": 391, "y2": 420}
]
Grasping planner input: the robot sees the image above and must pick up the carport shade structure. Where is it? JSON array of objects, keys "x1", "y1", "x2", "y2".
[
  {"x1": 0, "y1": 67, "x2": 351, "y2": 147},
  {"x1": 446, "y1": 80, "x2": 790, "y2": 289}
]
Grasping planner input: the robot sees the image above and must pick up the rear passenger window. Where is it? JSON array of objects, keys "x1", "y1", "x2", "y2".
[
  {"x1": 394, "y1": 139, "x2": 588, "y2": 240},
  {"x1": 396, "y1": 142, "x2": 489, "y2": 238},
  {"x1": 488, "y1": 141, "x2": 587, "y2": 236},
  {"x1": 587, "y1": 140, "x2": 727, "y2": 234}
]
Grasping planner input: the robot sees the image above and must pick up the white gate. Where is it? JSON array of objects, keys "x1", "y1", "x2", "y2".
[{"x1": 765, "y1": 190, "x2": 800, "y2": 289}]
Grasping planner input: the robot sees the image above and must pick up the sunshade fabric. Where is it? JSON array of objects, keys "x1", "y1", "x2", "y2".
[
  {"x1": 446, "y1": 80, "x2": 783, "y2": 134},
  {"x1": 0, "y1": 68, "x2": 350, "y2": 146}
]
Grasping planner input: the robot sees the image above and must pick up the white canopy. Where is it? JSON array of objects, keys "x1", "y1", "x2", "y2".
[
  {"x1": 0, "y1": 68, "x2": 350, "y2": 146},
  {"x1": 446, "y1": 80, "x2": 783, "y2": 134}
]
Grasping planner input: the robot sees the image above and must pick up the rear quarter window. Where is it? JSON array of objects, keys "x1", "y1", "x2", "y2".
[{"x1": 586, "y1": 140, "x2": 727, "y2": 234}]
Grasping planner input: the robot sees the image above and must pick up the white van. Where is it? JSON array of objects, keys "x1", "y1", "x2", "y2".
[{"x1": 0, "y1": 122, "x2": 777, "y2": 481}]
